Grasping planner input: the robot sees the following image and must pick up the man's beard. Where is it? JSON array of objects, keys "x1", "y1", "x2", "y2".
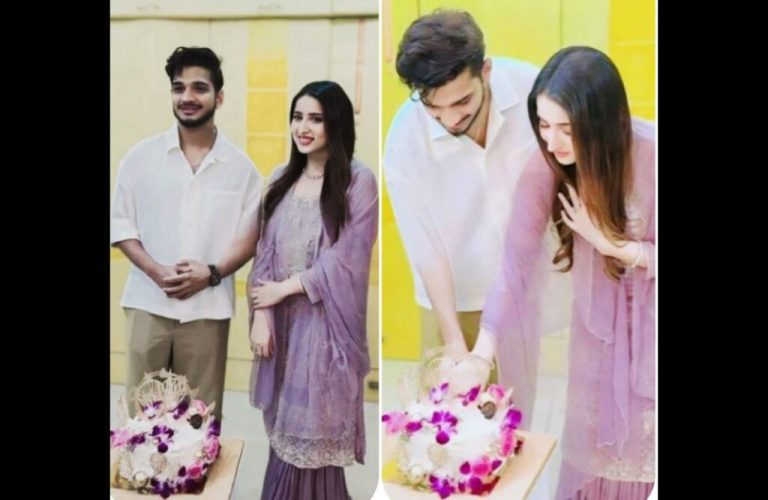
[
  {"x1": 174, "y1": 106, "x2": 216, "y2": 128},
  {"x1": 448, "y1": 85, "x2": 486, "y2": 137}
]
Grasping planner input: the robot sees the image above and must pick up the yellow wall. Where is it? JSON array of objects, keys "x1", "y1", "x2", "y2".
[
  {"x1": 381, "y1": 0, "x2": 655, "y2": 367},
  {"x1": 110, "y1": 3, "x2": 380, "y2": 400},
  {"x1": 610, "y1": 0, "x2": 656, "y2": 120}
]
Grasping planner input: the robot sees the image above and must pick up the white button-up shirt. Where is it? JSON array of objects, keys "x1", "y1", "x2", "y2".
[
  {"x1": 384, "y1": 57, "x2": 540, "y2": 311},
  {"x1": 111, "y1": 124, "x2": 263, "y2": 323}
]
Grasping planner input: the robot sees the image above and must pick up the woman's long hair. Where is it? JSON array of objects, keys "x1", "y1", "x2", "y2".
[
  {"x1": 528, "y1": 46, "x2": 633, "y2": 280},
  {"x1": 263, "y1": 81, "x2": 355, "y2": 242}
]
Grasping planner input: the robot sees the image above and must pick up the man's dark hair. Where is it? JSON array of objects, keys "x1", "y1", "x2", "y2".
[
  {"x1": 396, "y1": 10, "x2": 485, "y2": 101},
  {"x1": 165, "y1": 46, "x2": 224, "y2": 92}
]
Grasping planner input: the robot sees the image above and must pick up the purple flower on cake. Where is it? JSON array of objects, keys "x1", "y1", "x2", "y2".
[
  {"x1": 468, "y1": 475, "x2": 484, "y2": 495},
  {"x1": 157, "y1": 442, "x2": 169, "y2": 453},
  {"x1": 500, "y1": 427, "x2": 517, "y2": 456},
  {"x1": 382, "y1": 411, "x2": 425, "y2": 436},
  {"x1": 183, "y1": 477, "x2": 203, "y2": 493},
  {"x1": 186, "y1": 461, "x2": 204, "y2": 480},
  {"x1": 128, "y1": 433, "x2": 146, "y2": 446},
  {"x1": 429, "y1": 382, "x2": 450, "y2": 404},
  {"x1": 405, "y1": 421, "x2": 423, "y2": 434},
  {"x1": 457, "y1": 480, "x2": 466, "y2": 493},
  {"x1": 486, "y1": 384, "x2": 506, "y2": 402},
  {"x1": 151, "y1": 425, "x2": 174, "y2": 437},
  {"x1": 143, "y1": 400, "x2": 163, "y2": 419},
  {"x1": 430, "y1": 410, "x2": 459, "y2": 444},
  {"x1": 207, "y1": 419, "x2": 221, "y2": 437},
  {"x1": 436, "y1": 430, "x2": 451, "y2": 444},
  {"x1": 502, "y1": 407, "x2": 522, "y2": 430},
  {"x1": 430, "y1": 410, "x2": 458, "y2": 427},
  {"x1": 172, "y1": 400, "x2": 190, "y2": 419},
  {"x1": 110, "y1": 428, "x2": 132, "y2": 448},
  {"x1": 429, "y1": 475, "x2": 456, "y2": 499},
  {"x1": 382, "y1": 411, "x2": 409, "y2": 433},
  {"x1": 461, "y1": 385, "x2": 481, "y2": 406},
  {"x1": 153, "y1": 480, "x2": 174, "y2": 499},
  {"x1": 203, "y1": 437, "x2": 220, "y2": 460},
  {"x1": 470, "y1": 456, "x2": 493, "y2": 477},
  {"x1": 467, "y1": 474, "x2": 500, "y2": 495}
]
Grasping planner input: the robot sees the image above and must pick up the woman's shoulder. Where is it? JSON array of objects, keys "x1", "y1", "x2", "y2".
[{"x1": 350, "y1": 159, "x2": 377, "y2": 187}]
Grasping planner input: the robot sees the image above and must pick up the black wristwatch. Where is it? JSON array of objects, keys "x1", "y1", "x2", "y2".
[{"x1": 208, "y1": 265, "x2": 222, "y2": 287}]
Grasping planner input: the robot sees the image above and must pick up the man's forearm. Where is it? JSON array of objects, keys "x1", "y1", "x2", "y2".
[
  {"x1": 216, "y1": 227, "x2": 258, "y2": 278},
  {"x1": 115, "y1": 239, "x2": 160, "y2": 279},
  {"x1": 419, "y1": 257, "x2": 466, "y2": 349}
]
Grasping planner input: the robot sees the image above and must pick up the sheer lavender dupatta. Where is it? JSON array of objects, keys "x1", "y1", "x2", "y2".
[
  {"x1": 480, "y1": 148, "x2": 568, "y2": 430},
  {"x1": 247, "y1": 162, "x2": 378, "y2": 466},
  {"x1": 482, "y1": 120, "x2": 656, "y2": 493}
]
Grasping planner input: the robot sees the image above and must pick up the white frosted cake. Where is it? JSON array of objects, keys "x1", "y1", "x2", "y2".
[
  {"x1": 110, "y1": 369, "x2": 221, "y2": 498},
  {"x1": 383, "y1": 354, "x2": 524, "y2": 498}
]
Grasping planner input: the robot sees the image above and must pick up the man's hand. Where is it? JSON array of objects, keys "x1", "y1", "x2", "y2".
[{"x1": 162, "y1": 259, "x2": 212, "y2": 300}]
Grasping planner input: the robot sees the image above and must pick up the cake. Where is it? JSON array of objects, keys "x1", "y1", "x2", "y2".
[
  {"x1": 383, "y1": 353, "x2": 524, "y2": 498},
  {"x1": 110, "y1": 369, "x2": 221, "y2": 498}
]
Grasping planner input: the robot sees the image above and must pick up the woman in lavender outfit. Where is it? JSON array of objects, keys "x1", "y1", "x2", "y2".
[
  {"x1": 473, "y1": 47, "x2": 656, "y2": 499},
  {"x1": 247, "y1": 81, "x2": 378, "y2": 500}
]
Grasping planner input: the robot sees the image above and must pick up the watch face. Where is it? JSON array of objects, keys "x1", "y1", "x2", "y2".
[{"x1": 209, "y1": 266, "x2": 221, "y2": 286}]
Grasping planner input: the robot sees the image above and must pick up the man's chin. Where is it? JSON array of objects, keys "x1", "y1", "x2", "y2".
[{"x1": 447, "y1": 125, "x2": 469, "y2": 136}]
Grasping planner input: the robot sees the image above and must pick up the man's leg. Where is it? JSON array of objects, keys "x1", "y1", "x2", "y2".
[
  {"x1": 171, "y1": 318, "x2": 230, "y2": 422},
  {"x1": 124, "y1": 308, "x2": 174, "y2": 416}
]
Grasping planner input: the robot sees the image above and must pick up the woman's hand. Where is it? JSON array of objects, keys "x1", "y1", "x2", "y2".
[
  {"x1": 250, "y1": 310, "x2": 274, "y2": 358},
  {"x1": 251, "y1": 279, "x2": 289, "y2": 309},
  {"x1": 558, "y1": 183, "x2": 611, "y2": 254}
]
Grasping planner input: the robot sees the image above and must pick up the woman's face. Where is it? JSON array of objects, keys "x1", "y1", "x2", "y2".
[
  {"x1": 291, "y1": 95, "x2": 328, "y2": 156},
  {"x1": 536, "y1": 94, "x2": 575, "y2": 165}
]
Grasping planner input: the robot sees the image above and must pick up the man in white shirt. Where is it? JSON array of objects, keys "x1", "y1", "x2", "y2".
[
  {"x1": 384, "y1": 10, "x2": 542, "y2": 366},
  {"x1": 110, "y1": 47, "x2": 263, "y2": 422}
]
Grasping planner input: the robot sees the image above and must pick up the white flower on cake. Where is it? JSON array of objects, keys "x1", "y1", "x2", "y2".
[{"x1": 110, "y1": 369, "x2": 222, "y2": 498}]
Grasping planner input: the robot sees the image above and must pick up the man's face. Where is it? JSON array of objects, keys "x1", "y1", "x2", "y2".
[
  {"x1": 171, "y1": 66, "x2": 222, "y2": 128},
  {"x1": 422, "y1": 61, "x2": 490, "y2": 137}
]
